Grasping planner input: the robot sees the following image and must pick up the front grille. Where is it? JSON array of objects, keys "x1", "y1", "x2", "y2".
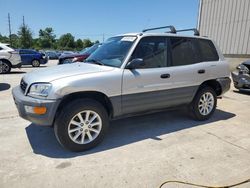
[{"x1": 20, "y1": 79, "x2": 27, "y2": 93}]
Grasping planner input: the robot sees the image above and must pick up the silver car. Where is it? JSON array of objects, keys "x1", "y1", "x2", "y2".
[{"x1": 12, "y1": 26, "x2": 231, "y2": 151}]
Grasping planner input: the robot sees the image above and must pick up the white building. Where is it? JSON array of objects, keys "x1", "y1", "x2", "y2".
[{"x1": 198, "y1": 0, "x2": 250, "y2": 57}]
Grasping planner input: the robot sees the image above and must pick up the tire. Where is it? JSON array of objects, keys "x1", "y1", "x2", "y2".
[
  {"x1": 31, "y1": 59, "x2": 40, "y2": 67},
  {"x1": 54, "y1": 99, "x2": 109, "y2": 152},
  {"x1": 0, "y1": 60, "x2": 11, "y2": 74},
  {"x1": 189, "y1": 86, "x2": 217, "y2": 121}
]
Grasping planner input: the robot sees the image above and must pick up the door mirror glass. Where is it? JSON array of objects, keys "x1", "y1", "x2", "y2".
[{"x1": 126, "y1": 58, "x2": 145, "y2": 69}]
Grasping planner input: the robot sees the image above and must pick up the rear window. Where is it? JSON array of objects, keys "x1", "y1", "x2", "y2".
[
  {"x1": 198, "y1": 39, "x2": 219, "y2": 62},
  {"x1": 170, "y1": 37, "x2": 199, "y2": 66}
]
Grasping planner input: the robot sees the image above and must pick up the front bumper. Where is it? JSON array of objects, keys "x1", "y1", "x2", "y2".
[
  {"x1": 12, "y1": 86, "x2": 61, "y2": 126},
  {"x1": 231, "y1": 71, "x2": 250, "y2": 89},
  {"x1": 12, "y1": 63, "x2": 22, "y2": 68}
]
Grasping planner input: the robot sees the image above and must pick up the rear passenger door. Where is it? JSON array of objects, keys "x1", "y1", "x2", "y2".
[{"x1": 168, "y1": 37, "x2": 209, "y2": 97}]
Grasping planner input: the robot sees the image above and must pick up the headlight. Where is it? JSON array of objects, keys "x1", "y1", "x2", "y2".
[
  {"x1": 237, "y1": 64, "x2": 249, "y2": 74},
  {"x1": 28, "y1": 83, "x2": 52, "y2": 97}
]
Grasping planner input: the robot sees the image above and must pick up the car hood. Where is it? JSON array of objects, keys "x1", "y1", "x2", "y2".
[
  {"x1": 23, "y1": 63, "x2": 114, "y2": 83},
  {"x1": 242, "y1": 60, "x2": 250, "y2": 66}
]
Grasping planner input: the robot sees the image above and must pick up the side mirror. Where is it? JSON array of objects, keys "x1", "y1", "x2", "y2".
[{"x1": 126, "y1": 58, "x2": 145, "y2": 69}]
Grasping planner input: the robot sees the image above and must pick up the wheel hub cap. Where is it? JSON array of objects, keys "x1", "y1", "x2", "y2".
[
  {"x1": 198, "y1": 92, "x2": 214, "y2": 116},
  {"x1": 68, "y1": 110, "x2": 102, "y2": 144}
]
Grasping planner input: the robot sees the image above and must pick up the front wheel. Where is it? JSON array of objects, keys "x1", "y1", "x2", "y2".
[
  {"x1": 189, "y1": 86, "x2": 217, "y2": 121},
  {"x1": 54, "y1": 99, "x2": 109, "y2": 152}
]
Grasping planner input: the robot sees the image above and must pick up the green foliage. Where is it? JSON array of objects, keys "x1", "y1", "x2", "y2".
[
  {"x1": 75, "y1": 39, "x2": 83, "y2": 51},
  {"x1": 38, "y1": 27, "x2": 56, "y2": 49},
  {"x1": 17, "y1": 24, "x2": 33, "y2": 48},
  {"x1": 1, "y1": 25, "x2": 97, "y2": 51},
  {"x1": 57, "y1": 33, "x2": 75, "y2": 50},
  {"x1": 82, "y1": 39, "x2": 93, "y2": 48}
]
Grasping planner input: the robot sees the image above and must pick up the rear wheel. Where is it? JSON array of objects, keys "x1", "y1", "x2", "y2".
[
  {"x1": 54, "y1": 99, "x2": 109, "y2": 152},
  {"x1": 31, "y1": 59, "x2": 40, "y2": 67},
  {"x1": 0, "y1": 60, "x2": 11, "y2": 74},
  {"x1": 189, "y1": 86, "x2": 217, "y2": 121}
]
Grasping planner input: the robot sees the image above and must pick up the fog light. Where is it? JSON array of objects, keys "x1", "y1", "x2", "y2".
[{"x1": 24, "y1": 106, "x2": 47, "y2": 114}]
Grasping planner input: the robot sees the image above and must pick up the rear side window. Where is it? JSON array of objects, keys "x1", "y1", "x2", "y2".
[
  {"x1": 131, "y1": 36, "x2": 168, "y2": 68},
  {"x1": 170, "y1": 37, "x2": 199, "y2": 66},
  {"x1": 0, "y1": 47, "x2": 3, "y2": 50},
  {"x1": 198, "y1": 39, "x2": 219, "y2": 62}
]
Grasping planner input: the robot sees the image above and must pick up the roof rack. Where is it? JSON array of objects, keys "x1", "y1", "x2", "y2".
[
  {"x1": 142, "y1": 25, "x2": 176, "y2": 34},
  {"x1": 175, "y1": 28, "x2": 200, "y2": 36}
]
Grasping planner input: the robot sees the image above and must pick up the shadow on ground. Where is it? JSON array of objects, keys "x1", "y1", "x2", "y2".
[
  {"x1": 21, "y1": 65, "x2": 47, "y2": 68},
  {"x1": 25, "y1": 108, "x2": 235, "y2": 159},
  {"x1": 6, "y1": 71, "x2": 26, "y2": 74},
  {"x1": 233, "y1": 90, "x2": 250, "y2": 95},
  {"x1": 0, "y1": 83, "x2": 11, "y2": 91}
]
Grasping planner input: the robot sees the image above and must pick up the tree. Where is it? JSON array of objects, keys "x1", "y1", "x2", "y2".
[
  {"x1": 9, "y1": 34, "x2": 19, "y2": 48},
  {"x1": 82, "y1": 39, "x2": 93, "y2": 48},
  {"x1": 0, "y1": 34, "x2": 9, "y2": 44},
  {"x1": 95, "y1": 40, "x2": 100, "y2": 44},
  {"x1": 38, "y1": 27, "x2": 56, "y2": 49},
  {"x1": 57, "y1": 33, "x2": 75, "y2": 50},
  {"x1": 75, "y1": 39, "x2": 83, "y2": 51},
  {"x1": 17, "y1": 24, "x2": 33, "y2": 48}
]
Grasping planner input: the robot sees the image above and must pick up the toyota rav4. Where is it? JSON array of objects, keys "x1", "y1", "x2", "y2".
[{"x1": 12, "y1": 26, "x2": 231, "y2": 152}]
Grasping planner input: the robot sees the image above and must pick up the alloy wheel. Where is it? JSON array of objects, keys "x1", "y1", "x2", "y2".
[{"x1": 68, "y1": 110, "x2": 102, "y2": 144}]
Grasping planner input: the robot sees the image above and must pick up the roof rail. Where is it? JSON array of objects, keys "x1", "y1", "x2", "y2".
[
  {"x1": 142, "y1": 25, "x2": 176, "y2": 34},
  {"x1": 175, "y1": 28, "x2": 200, "y2": 36}
]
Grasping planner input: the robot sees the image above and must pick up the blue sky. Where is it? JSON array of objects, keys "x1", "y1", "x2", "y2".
[{"x1": 0, "y1": 0, "x2": 199, "y2": 41}]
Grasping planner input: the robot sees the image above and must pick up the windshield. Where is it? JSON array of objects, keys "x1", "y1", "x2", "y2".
[
  {"x1": 85, "y1": 36, "x2": 137, "y2": 67},
  {"x1": 80, "y1": 43, "x2": 100, "y2": 55}
]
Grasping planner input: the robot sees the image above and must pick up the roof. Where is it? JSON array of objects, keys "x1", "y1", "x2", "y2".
[{"x1": 116, "y1": 32, "x2": 210, "y2": 40}]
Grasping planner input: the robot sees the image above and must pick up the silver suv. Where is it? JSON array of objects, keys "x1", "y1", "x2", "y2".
[
  {"x1": 12, "y1": 26, "x2": 231, "y2": 151},
  {"x1": 0, "y1": 43, "x2": 22, "y2": 74}
]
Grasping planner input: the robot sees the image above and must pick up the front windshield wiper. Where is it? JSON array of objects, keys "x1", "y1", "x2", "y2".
[{"x1": 85, "y1": 59, "x2": 104, "y2": 66}]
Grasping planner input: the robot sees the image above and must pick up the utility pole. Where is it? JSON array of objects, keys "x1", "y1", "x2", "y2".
[
  {"x1": 8, "y1": 13, "x2": 12, "y2": 46},
  {"x1": 22, "y1": 16, "x2": 25, "y2": 27},
  {"x1": 102, "y1": 33, "x2": 105, "y2": 42}
]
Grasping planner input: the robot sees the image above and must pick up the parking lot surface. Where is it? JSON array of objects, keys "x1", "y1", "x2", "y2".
[{"x1": 0, "y1": 60, "x2": 250, "y2": 188}]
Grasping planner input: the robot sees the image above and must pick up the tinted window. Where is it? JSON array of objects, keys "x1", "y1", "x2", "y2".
[
  {"x1": 170, "y1": 37, "x2": 199, "y2": 66},
  {"x1": 131, "y1": 37, "x2": 168, "y2": 68},
  {"x1": 198, "y1": 39, "x2": 219, "y2": 61},
  {"x1": 0, "y1": 47, "x2": 3, "y2": 50}
]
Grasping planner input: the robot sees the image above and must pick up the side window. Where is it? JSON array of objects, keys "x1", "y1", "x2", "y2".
[
  {"x1": 198, "y1": 39, "x2": 219, "y2": 61},
  {"x1": 0, "y1": 47, "x2": 3, "y2": 51},
  {"x1": 170, "y1": 37, "x2": 199, "y2": 66},
  {"x1": 131, "y1": 37, "x2": 168, "y2": 68}
]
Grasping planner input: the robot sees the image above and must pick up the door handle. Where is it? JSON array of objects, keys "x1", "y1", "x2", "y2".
[
  {"x1": 160, "y1": 74, "x2": 170, "y2": 79},
  {"x1": 198, "y1": 69, "x2": 205, "y2": 74}
]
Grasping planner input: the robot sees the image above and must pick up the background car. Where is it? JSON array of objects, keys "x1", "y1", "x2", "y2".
[
  {"x1": 0, "y1": 43, "x2": 21, "y2": 74},
  {"x1": 58, "y1": 43, "x2": 101, "y2": 65},
  {"x1": 19, "y1": 49, "x2": 48, "y2": 67},
  {"x1": 231, "y1": 60, "x2": 250, "y2": 91},
  {"x1": 46, "y1": 51, "x2": 59, "y2": 59}
]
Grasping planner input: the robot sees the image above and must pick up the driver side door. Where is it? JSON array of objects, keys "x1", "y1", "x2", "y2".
[{"x1": 121, "y1": 36, "x2": 174, "y2": 115}]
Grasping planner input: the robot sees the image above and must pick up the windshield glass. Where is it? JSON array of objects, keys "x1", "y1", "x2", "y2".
[
  {"x1": 85, "y1": 36, "x2": 137, "y2": 67},
  {"x1": 80, "y1": 43, "x2": 100, "y2": 55}
]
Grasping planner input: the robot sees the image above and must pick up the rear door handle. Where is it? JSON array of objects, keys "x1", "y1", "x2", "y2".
[
  {"x1": 160, "y1": 74, "x2": 170, "y2": 79},
  {"x1": 198, "y1": 69, "x2": 205, "y2": 74}
]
